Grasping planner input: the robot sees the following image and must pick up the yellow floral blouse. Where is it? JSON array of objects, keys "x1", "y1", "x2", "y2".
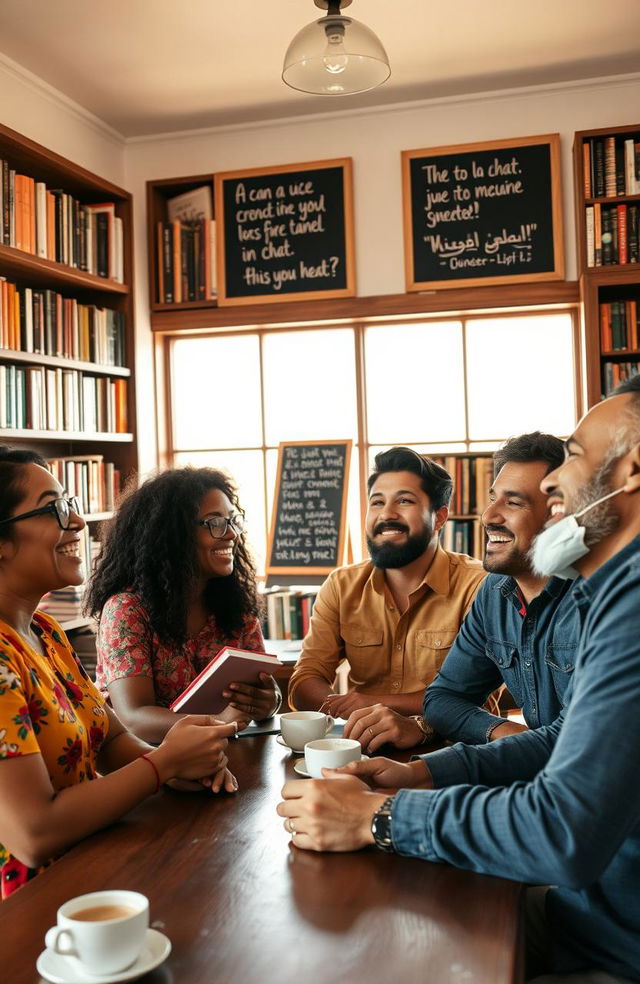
[{"x1": 0, "y1": 611, "x2": 109, "y2": 899}]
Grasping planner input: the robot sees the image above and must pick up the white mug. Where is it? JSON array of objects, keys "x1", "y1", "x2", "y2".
[
  {"x1": 304, "y1": 737, "x2": 362, "y2": 778},
  {"x1": 280, "y1": 711, "x2": 335, "y2": 751},
  {"x1": 45, "y1": 890, "x2": 149, "y2": 975}
]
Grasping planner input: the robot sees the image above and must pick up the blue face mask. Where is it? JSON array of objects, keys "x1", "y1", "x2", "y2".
[{"x1": 530, "y1": 486, "x2": 625, "y2": 580}]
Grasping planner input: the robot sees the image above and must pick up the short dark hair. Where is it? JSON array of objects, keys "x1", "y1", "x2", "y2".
[
  {"x1": 0, "y1": 446, "x2": 49, "y2": 539},
  {"x1": 367, "y1": 447, "x2": 453, "y2": 510},
  {"x1": 493, "y1": 432, "x2": 564, "y2": 478}
]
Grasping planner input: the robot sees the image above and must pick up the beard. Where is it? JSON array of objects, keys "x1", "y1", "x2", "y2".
[
  {"x1": 483, "y1": 526, "x2": 531, "y2": 577},
  {"x1": 367, "y1": 520, "x2": 433, "y2": 569},
  {"x1": 569, "y1": 456, "x2": 621, "y2": 547}
]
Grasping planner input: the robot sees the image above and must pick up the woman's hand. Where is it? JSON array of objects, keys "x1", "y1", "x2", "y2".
[
  {"x1": 222, "y1": 672, "x2": 281, "y2": 722},
  {"x1": 166, "y1": 767, "x2": 238, "y2": 795},
  {"x1": 151, "y1": 715, "x2": 235, "y2": 783}
]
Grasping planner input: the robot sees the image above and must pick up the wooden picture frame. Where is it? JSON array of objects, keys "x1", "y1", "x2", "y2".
[
  {"x1": 215, "y1": 158, "x2": 356, "y2": 306},
  {"x1": 266, "y1": 439, "x2": 352, "y2": 576},
  {"x1": 402, "y1": 133, "x2": 565, "y2": 291}
]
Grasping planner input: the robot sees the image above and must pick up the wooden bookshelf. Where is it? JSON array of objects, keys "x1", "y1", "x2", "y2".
[
  {"x1": 574, "y1": 123, "x2": 640, "y2": 404},
  {"x1": 430, "y1": 452, "x2": 493, "y2": 559},
  {"x1": 0, "y1": 121, "x2": 138, "y2": 512},
  {"x1": 146, "y1": 173, "x2": 216, "y2": 312}
]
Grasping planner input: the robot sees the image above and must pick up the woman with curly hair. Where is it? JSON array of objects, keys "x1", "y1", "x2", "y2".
[
  {"x1": 88, "y1": 467, "x2": 280, "y2": 744},
  {"x1": 0, "y1": 447, "x2": 236, "y2": 899}
]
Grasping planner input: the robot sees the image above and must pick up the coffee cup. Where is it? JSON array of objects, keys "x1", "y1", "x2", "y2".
[
  {"x1": 45, "y1": 890, "x2": 149, "y2": 975},
  {"x1": 304, "y1": 737, "x2": 362, "y2": 778},
  {"x1": 280, "y1": 711, "x2": 335, "y2": 751}
]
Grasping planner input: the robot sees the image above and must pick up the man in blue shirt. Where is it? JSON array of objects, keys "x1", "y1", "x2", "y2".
[
  {"x1": 344, "y1": 433, "x2": 579, "y2": 753},
  {"x1": 278, "y1": 379, "x2": 640, "y2": 983}
]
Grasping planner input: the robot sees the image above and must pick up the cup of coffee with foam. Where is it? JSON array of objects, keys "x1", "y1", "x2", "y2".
[{"x1": 45, "y1": 890, "x2": 149, "y2": 975}]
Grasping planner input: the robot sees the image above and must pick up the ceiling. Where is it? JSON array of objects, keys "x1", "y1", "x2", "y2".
[{"x1": 1, "y1": 0, "x2": 639, "y2": 138}]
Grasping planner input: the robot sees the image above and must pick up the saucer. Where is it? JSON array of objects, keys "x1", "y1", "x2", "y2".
[
  {"x1": 276, "y1": 734, "x2": 304, "y2": 754},
  {"x1": 36, "y1": 928, "x2": 171, "y2": 984},
  {"x1": 293, "y1": 754, "x2": 369, "y2": 778}
]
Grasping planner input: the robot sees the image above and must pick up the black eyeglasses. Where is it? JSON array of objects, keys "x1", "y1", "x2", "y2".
[
  {"x1": 0, "y1": 496, "x2": 82, "y2": 531},
  {"x1": 198, "y1": 513, "x2": 246, "y2": 540}
]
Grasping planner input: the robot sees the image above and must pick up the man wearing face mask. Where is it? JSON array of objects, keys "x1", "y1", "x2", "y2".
[
  {"x1": 288, "y1": 447, "x2": 487, "y2": 720},
  {"x1": 278, "y1": 378, "x2": 640, "y2": 984}
]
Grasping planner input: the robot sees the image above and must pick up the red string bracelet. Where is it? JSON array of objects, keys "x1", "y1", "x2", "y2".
[{"x1": 140, "y1": 754, "x2": 161, "y2": 793}]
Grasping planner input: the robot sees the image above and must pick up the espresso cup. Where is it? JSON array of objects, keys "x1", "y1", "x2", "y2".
[
  {"x1": 304, "y1": 737, "x2": 362, "y2": 778},
  {"x1": 45, "y1": 889, "x2": 149, "y2": 975},
  {"x1": 280, "y1": 711, "x2": 335, "y2": 751}
]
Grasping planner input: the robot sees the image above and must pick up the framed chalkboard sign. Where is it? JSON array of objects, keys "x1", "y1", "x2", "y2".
[
  {"x1": 214, "y1": 158, "x2": 356, "y2": 306},
  {"x1": 402, "y1": 134, "x2": 564, "y2": 291},
  {"x1": 266, "y1": 440, "x2": 352, "y2": 576}
]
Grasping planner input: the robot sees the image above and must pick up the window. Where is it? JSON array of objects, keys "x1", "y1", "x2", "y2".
[{"x1": 166, "y1": 308, "x2": 578, "y2": 574}]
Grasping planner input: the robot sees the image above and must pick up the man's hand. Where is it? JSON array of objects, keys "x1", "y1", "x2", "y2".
[
  {"x1": 319, "y1": 691, "x2": 376, "y2": 719},
  {"x1": 329, "y1": 756, "x2": 433, "y2": 791},
  {"x1": 277, "y1": 774, "x2": 388, "y2": 852},
  {"x1": 344, "y1": 703, "x2": 424, "y2": 752}
]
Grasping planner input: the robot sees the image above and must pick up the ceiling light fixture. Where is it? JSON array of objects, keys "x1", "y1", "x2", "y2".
[{"x1": 282, "y1": 0, "x2": 391, "y2": 97}]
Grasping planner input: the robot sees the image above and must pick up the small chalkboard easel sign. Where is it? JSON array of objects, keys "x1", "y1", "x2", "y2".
[
  {"x1": 402, "y1": 133, "x2": 564, "y2": 291},
  {"x1": 266, "y1": 440, "x2": 352, "y2": 576},
  {"x1": 215, "y1": 158, "x2": 356, "y2": 306}
]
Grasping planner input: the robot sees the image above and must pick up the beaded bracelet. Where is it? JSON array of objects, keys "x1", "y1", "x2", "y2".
[{"x1": 140, "y1": 753, "x2": 161, "y2": 793}]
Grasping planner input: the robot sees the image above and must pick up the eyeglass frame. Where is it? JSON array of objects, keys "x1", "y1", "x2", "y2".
[
  {"x1": 0, "y1": 496, "x2": 82, "y2": 531},
  {"x1": 197, "y1": 513, "x2": 246, "y2": 540}
]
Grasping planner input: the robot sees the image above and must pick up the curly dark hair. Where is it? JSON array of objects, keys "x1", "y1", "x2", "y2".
[{"x1": 85, "y1": 467, "x2": 261, "y2": 643}]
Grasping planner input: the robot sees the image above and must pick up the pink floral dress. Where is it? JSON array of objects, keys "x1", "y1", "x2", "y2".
[{"x1": 95, "y1": 592, "x2": 265, "y2": 707}]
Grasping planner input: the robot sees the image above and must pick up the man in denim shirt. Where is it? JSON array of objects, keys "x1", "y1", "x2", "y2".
[
  {"x1": 278, "y1": 379, "x2": 640, "y2": 983},
  {"x1": 345, "y1": 433, "x2": 579, "y2": 752}
]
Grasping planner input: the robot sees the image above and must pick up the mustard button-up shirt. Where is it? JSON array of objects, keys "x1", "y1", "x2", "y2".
[{"x1": 288, "y1": 547, "x2": 486, "y2": 708}]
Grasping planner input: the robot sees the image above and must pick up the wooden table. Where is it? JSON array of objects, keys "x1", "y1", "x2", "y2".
[{"x1": 1, "y1": 735, "x2": 523, "y2": 984}]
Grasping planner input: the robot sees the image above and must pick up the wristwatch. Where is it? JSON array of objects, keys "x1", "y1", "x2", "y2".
[
  {"x1": 410, "y1": 715, "x2": 436, "y2": 744},
  {"x1": 371, "y1": 795, "x2": 396, "y2": 852}
]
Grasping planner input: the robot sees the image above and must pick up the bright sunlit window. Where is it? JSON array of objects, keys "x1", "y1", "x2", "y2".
[{"x1": 167, "y1": 308, "x2": 578, "y2": 575}]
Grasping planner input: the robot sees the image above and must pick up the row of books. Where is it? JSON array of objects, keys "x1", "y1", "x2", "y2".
[
  {"x1": 0, "y1": 363, "x2": 128, "y2": 433},
  {"x1": 441, "y1": 518, "x2": 484, "y2": 558},
  {"x1": 261, "y1": 587, "x2": 318, "y2": 641},
  {"x1": 157, "y1": 219, "x2": 217, "y2": 303},
  {"x1": 431, "y1": 455, "x2": 493, "y2": 516},
  {"x1": 0, "y1": 162, "x2": 124, "y2": 282},
  {"x1": 48, "y1": 454, "x2": 120, "y2": 515},
  {"x1": 599, "y1": 299, "x2": 640, "y2": 352},
  {"x1": 582, "y1": 135, "x2": 640, "y2": 199},
  {"x1": 0, "y1": 277, "x2": 126, "y2": 365},
  {"x1": 585, "y1": 203, "x2": 640, "y2": 266},
  {"x1": 602, "y1": 360, "x2": 639, "y2": 397}
]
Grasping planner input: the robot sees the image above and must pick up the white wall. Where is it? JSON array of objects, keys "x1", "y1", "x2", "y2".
[{"x1": 125, "y1": 73, "x2": 640, "y2": 471}]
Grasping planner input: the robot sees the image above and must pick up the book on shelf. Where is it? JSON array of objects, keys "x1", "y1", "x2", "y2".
[
  {"x1": 0, "y1": 364, "x2": 128, "y2": 433},
  {"x1": 166, "y1": 185, "x2": 213, "y2": 223},
  {"x1": 586, "y1": 202, "x2": 640, "y2": 267},
  {"x1": 0, "y1": 157, "x2": 124, "y2": 283},
  {"x1": 431, "y1": 454, "x2": 493, "y2": 517},
  {"x1": 0, "y1": 277, "x2": 126, "y2": 365},
  {"x1": 157, "y1": 217, "x2": 216, "y2": 303},
  {"x1": 584, "y1": 135, "x2": 640, "y2": 200},
  {"x1": 48, "y1": 453, "x2": 120, "y2": 515},
  {"x1": 599, "y1": 299, "x2": 640, "y2": 352},
  {"x1": 261, "y1": 586, "x2": 319, "y2": 640},
  {"x1": 602, "y1": 360, "x2": 639, "y2": 397},
  {"x1": 169, "y1": 646, "x2": 283, "y2": 715}
]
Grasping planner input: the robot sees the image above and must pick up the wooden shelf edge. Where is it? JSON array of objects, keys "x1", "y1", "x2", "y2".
[
  {"x1": 151, "y1": 299, "x2": 218, "y2": 312},
  {"x1": 0, "y1": 429, "x2": 133, "y2": 442},
  {"x1": 0, "y1": 244, "x2": 129, "y2": 295},
  {"x1": 0, "y1": 348, "x2": 130, "y2": 376}
]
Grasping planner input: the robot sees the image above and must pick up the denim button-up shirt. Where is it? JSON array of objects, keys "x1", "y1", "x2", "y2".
[
  {"x1": 423, "y1": 574, "x2": 578, "y2": 742},
  {"x1": 391, "y1": 537, "x2": 640, "y2": 980}
]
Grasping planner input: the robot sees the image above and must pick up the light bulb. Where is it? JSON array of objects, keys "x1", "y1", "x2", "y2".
[{"x1": 323, "y1": 23, "x2": 348, "y2": 75}]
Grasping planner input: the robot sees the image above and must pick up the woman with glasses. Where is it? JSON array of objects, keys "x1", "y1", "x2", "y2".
[
  {"x1": 0, "y1": 447, "x2": 237, "y2": 899},
  {"x1": 88, "y1": 466, "x2": 280, "y2": 744}
]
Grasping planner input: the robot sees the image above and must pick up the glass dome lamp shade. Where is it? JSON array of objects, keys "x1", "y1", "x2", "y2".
[{"x1": 282, "y1": 0, "x2": 390, "y2": 96}]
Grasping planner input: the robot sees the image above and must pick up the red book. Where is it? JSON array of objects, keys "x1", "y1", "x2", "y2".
[
  {"x1": 617, "y1": 204, "x2": 628, "y2": 264},
  {"x1": 170, "y1": 647, "x2": 283, "y2": 715}
]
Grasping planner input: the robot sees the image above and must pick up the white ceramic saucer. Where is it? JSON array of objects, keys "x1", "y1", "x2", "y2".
[
  {"x1": 294, "y1": 755, "x2": 369, "y2": 778},
  {"x1": 276, "y1": 734, "x2": 303, "y2": 753},
  {"x1": 36, "y1": 927, "x2": 171, "y2": 984}
]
